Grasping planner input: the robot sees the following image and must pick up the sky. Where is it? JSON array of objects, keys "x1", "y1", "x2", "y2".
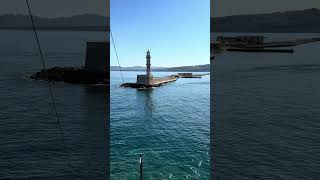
[
  {"x1": 0, "y1": 0, "x2": 109, "y2": 17},
  {"x1": 211, "y1": 0, "x2": 320, "y2": 17},
  {"x1": 110, "y1": 0, "x2": 210, "y2": 67}
]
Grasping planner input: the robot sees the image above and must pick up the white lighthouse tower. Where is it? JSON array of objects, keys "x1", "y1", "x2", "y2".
[
  {"x1": 146, "y1": 50, "x2": 152, "y2": 85},
  {"x1": 136, "y1": 50, "x2": 153, "y2": 86}
]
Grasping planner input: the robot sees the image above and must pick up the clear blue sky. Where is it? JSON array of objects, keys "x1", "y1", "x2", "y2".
[{"x1": 110, "y1": 0, "x2": 210, "y2": 67}]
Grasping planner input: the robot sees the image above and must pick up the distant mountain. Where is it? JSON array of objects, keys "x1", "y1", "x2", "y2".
[
  {"x1": 162, "y1": 64, "x2": 210, "y2": 72},
  {"x1": 0, "y1": 14, "x2": 109, "y2": 31},
  {"x1": 211, "y1": 8, "x2": 320, "y2": 33},
  {"x1": 110, "y1": 66, "x2": 148, "y2": 71},
  {"x1": 111, "y1": 64, "x2": 210, "y2": 72}
]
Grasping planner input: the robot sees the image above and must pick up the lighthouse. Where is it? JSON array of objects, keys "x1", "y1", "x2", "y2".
[
  {"x1": 126, "y1": 50, "x2": 178, "y2": 88},
  {"x1": 146, "y1": 50, "x2": 152, "y2": 85},
  {"x1": 136, "y1": 50, "x2": 153, "y2": 86}
]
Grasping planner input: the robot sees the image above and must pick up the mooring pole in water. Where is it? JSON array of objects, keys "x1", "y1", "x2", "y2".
[{"x1": 140, "y1": 154, "x2": 143, "y2": 180}]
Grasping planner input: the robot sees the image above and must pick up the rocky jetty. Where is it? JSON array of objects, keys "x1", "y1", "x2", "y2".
[
  {"x1": 30, "y1": 66, "x2": 108, "y2": 84},
  {"x1": 30, "y1": 41, "x2": 109, "y2": 84}
]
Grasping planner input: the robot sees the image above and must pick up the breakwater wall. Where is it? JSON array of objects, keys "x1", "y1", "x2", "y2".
[{"x1": 152, "y1": 76, "x2": 177, "y2": 85}]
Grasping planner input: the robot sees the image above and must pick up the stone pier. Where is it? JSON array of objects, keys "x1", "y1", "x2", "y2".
[{"x1": 121, "y1": 50, "x2": 178, "y2": 88}]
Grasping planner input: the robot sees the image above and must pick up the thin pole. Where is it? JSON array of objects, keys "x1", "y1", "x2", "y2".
[{"x1": 140, "y1": 154, "x2": 143, "y2": 180}]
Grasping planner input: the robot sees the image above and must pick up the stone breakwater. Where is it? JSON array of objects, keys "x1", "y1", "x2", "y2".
[
  {"x1": 121, "y1": 76, "x2": 178, "y2": 88},
  {"x1": 120, "y1": 73, "x2": 210, "y2": 89},
  {"x1": 30, "y1": 67, "x2": 109, "y2": 84}
]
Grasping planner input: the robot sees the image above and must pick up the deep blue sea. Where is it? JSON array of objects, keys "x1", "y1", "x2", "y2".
[
  {"x1": 110, "y1": 71, "x2": 210, "y2": 179},
  {"x1": 212, "y1": 33, "x2": 320, "y2": 180},
  {"x1": 3, "y1": 29, "x2": 318, "y2": 180},
  {"x1": 0, "y1": 30, "x2": 108, "y2": 179},
  {"x1": 0, "y1": 29, "x2": 210, "y2": 179}
]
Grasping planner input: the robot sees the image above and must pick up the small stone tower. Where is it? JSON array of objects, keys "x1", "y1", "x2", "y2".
[{"x1": 85, "y1": 42, "x2": 109, "y2": 73}]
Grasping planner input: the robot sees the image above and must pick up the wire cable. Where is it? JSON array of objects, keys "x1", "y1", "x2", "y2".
[
  {"x1": 110, "y1": 30, "x2": 147, "y2": 178},
  {"x1": 25, "y1": 0, "x2": 65, "y2": 149},
  {"x1": 25, "y1": 0, "x2": 80, "y2": 176},
  {"x1": 110, "y1": 30, "x2": 137, "y2": 117},
  {"x1": 110, "y1": 31, "x2": 126, "y2": 84}
]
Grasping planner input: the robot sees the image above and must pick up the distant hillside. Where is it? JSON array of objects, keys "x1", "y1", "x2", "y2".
[
  {"x1": 163, "y1": 64, "x2": 210, "y2": 72},
  {"x1": 111, "y1": 64, "x2": 210, "y2": 72},
  {"x1": 211, "y1": 8, "x2": 320, "y2": 33},
  {"x1": 110, "y1": 66, "x2": 149, "y2": 71},
  {"x1": 0, "y1": 14, "x2": 109, "y2": 31}
]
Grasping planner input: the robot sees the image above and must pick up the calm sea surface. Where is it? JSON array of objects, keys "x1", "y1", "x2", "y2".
[
  {"x1": 212, "y1": 33, "x2": 320, "y2": 179},
  {"x1": 110, "y1": 71, "x2": 210, "y2": 179},
  {"x1": 4, "y1": 30, "x2": 317, "y2": 180},
  {"x1": 0, "y1": 30, "x2": 108, "y2": 179},
  {"x1": 0, "y1": 29, "x2": 210, "y2": 179}
]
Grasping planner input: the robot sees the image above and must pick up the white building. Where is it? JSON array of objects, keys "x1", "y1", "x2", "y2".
[{"x1": 136, "y1": 50, "x2": 153, "y2": 85}]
